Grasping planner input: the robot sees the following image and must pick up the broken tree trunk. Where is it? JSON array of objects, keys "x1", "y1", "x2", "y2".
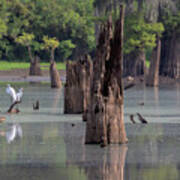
[
  {"x1": 85, "y1": 5, "x2": 128, "y2": 146},
  {"x1": 82, "y1": 55, "x2": 93, "y2": 121},
  {"x1": 7, "y1": 101, "x2": 20, "y2": 113},
  {"x1": 29, "y1": 56, "x2": 42, "y2": 76},
  {"x1": 146, "y1": 36, "x2": 161, "y2": 86},
  {"x1": 64, "y1": 55, "x2": 93, "y2": 114},
  {"x1": 49, "y1": 60, "x2": 62, "y2": 88},
  {"x1": 123, "y1": 49, "x2": 147, "y2": 77},
  {"x1": 134, "y1": 49, "x2": 147, "y2": 76},
  {"x1": 160, "y1": 30, "x2": 180, "y2": 79}
]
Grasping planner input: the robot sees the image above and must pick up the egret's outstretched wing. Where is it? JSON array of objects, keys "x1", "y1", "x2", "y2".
[
  {"x1": 6, "y1": 84, "x2": 17, "y2": 103},
  {"x1": 16, "y1": 88, "x2": 23, "y2": 102}
]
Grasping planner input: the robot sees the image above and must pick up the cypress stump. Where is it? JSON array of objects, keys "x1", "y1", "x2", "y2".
[
  {"x1": 160, "y1": 30, "x2": 180, "y2": 79},
  {"x1": 85, "y1": 5, "x2": 128, "y2": 146},
  {"x1": 49, "y1": 60, "x2": 62, "y2": 88},
  {"x1": 29, "y1": 56, "x2": 42, "y2": 76},
  {"x1": 64, "y1": 55, "x2": 93, "y2": 114},
  {"x1": 146, "y1": 36, "x2": 161, "y2": 86}
]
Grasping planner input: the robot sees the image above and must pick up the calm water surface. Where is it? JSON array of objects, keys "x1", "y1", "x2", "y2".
[{"x1": 0, "y1": 83, "x2": 179, "y2": 180}]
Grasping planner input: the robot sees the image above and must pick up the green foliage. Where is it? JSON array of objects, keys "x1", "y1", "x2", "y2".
[
  {"x1": 162, "y1": 11, "x2": 180, "y2": 34},
  {"x1": 0, "y1": 0, "x2": 95, "y2": 61},
  {"x1": 0, "y1": 19, "x2": 7, "y2": 39},
  {"x1": 59, "y1": 40, "x2": 76, "y2": 61},
  {"x1": 42, "y1": 36, "x2": 59, "y2": 51},
  {"x1": 124, "y1": 14, "x2": 164, "y2": 54},
  {"x1": 15, "y1": 32, "x2": 34, "y2": 46}
]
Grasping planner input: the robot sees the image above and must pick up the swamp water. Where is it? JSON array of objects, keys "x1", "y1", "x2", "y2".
[{"x1": 0, "y1": 83, "x2": 179, "y2": 180}]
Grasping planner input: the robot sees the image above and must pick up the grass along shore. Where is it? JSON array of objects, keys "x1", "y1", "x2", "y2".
[{"x1": 0, "y1": 61, "x2": 66, "y2": 71}]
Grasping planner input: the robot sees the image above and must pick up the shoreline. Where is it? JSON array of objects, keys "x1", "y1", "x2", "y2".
[{"x1": 0, "y1": 69, "x2": 179, "y2": 85}]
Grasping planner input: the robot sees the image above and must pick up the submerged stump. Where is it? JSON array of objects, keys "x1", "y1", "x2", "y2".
[
  {"x1": 49, "y1": 61, "x2": 62, "y2": 88},
  {"x1": 85, "y1": 5, "x2": 128, "y2": 145},
  {"x1": 146, "y1": 36, "x2": 161, "y2": 86},
  {"x1": 64, "y1": 55, "x2": 93, "y2": 114},
  {"x1": 29, "y1": 56, "x2": 42, "y2": 76}
]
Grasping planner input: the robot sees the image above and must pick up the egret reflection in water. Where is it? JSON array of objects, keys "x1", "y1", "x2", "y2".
[{"x1": 0, "y1": 123, "x2": 23, "y2": 144}]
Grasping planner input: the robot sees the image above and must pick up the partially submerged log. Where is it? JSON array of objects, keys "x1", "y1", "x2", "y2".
[
  {"x1": 7, "y1": 101, "x2": 20, "y2": 114},
  {"x1": 64, "y1": 55, "x2": 93, "y2": 114},
  {"x1": 49, "y1": 61, "x2": 62, "y2": 88},
  {"x1": 124, "y1": 83, "x2": 135, "y2": 90},
  {"x1": 85, "y1": 5, "x2": 128, "y2": 145}
]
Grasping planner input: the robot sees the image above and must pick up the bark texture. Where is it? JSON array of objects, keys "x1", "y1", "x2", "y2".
[
  {"x1": 29, "y1": 56, "x2": 42, "y2": 76},
  {"x1": 85, "y1": 5, "x2": 128, "y2": 145},
  {"x1": 123, "y1": 50, "x2": 147, "y2": 77},
  {"x1": 64, "y1": 55, "x2": 93, "y2": 114},
  {"x1": 146, "y1": 36, "x2": 161, "y2": 86},
  {"x1": 160, "y1": 31, "x2": 180, "y2": 79},
  {"x1": 49, "y1": 61, "x2": 62, "y2": 88}
]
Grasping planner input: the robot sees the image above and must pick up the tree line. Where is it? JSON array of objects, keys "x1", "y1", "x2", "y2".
[
  {"x1": 0, "y1": 0, "x2": 95, "y2": 62},
  {"x1": 0, "y1": 0, "x2": 179, "y2": 78}
]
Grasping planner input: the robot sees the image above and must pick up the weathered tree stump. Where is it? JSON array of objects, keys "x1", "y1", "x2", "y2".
[
  {"x1": 81, "y1": 55, "x2": 93, "y2": 121},
  {"x1": 49, "y1": 61, "x2": 62, "y2": 88},
  {"x1": 29, "y1": 56, "x2": 42, "y2": 76},
  {"x1": 160, "y1": 30, "x2": 180, "y2": 79},
  {"x1": 123, "y1": 50, "x2": 147, "y2": 77},
  {"x1": 85, "y1": 5, "x2": 128, "y2": 145},
  {"x1": 64, "y1": 55, "x2": 93, "y2": 114},
  {"x1": 146, "y1": 36, "x2": 161, "y2": 86}
]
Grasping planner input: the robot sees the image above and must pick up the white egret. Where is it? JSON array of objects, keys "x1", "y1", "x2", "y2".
[
  {"x1": 6, "y1": 84, "x2": 16, "y2": 103},
  {"x1": 16, "y1": 88, "x2": 24, "y2": 102},
  {"x1": 6, "y1": 84, "x2": 23, "y2": 103}
]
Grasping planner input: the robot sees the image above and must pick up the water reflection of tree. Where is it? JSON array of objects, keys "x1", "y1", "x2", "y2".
[
  {"x1": 101, "y1": 145, "x2": 128, "y2": 180},
  {"x1": 51, "y1": 88, "x2": 62, "y2": 113},
  {"x1": 64, "y1": 124, "x2": 128, "y2": 180}
]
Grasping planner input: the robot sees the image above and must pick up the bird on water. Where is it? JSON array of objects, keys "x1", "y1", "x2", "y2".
[
  {"x1": 129, "y1": 114, "x2": 136, "y2": 124},
  {"x1": 137, "y1": 113, "x2": 148, "y2": 124},
  {"x1": 6, "y1": 84, "x2": 23, "y2": 103}
]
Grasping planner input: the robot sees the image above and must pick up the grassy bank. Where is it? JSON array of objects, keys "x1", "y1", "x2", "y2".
[{"x1": 0, "y1": 61, "x2": 66, "y2": 71}]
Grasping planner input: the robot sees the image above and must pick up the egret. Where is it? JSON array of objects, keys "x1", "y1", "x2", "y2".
[
  {"x1": 16, "y1": 88, "x2": 24, "y2": 102},
  {"x1": 6, "y1": 84, "x2": 23, "y2": 103},
  {"x1": 6, "y1": 84, "x2": 16, "y2": 103}
]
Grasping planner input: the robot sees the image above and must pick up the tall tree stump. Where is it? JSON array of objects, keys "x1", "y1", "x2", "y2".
[
  {"x1": 160, "y1": 30, "x2": 180, "y2": 79},
  {"x1": 85, "y1": 5, "x2": 128, "y2": 145},
  {"x1": 146, "y1": 36, "x2": 161, "y2": 86},
  {"x1": 123, "y1": 50, "x2": 147, "y2": 77},
  {"x1": 82, "y1": 55, "x2": 93, "y2": 121},
  {"x1": 29, "y1": 56, "x2": 42, "y2": 76},
  {"x1": 49, "y1": 61, "x2": 62, "y2": 88},
  {"x1": 64, "y1": 55, "x2": 93, "y2": 114}
]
